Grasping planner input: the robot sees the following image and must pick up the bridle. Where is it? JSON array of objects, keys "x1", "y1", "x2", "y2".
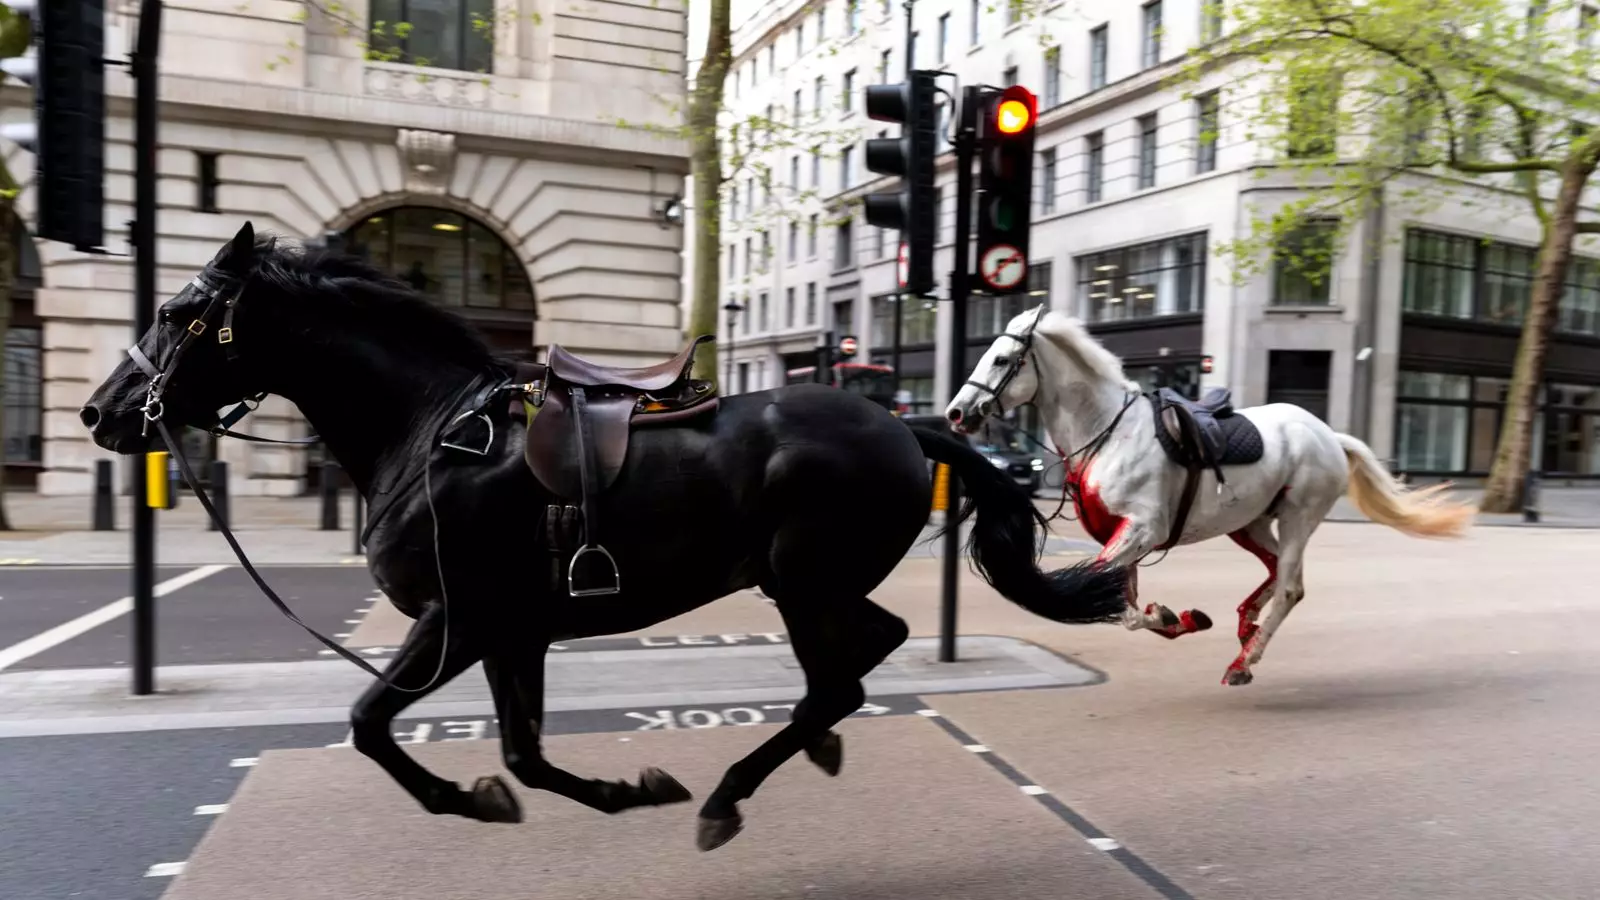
[
  {"x1": 122, "y1": 262, "x2": 456, "y2": 693},
  {"x1": 127, "y1": 268, "x2": 319, "y2": 447},
  {"x1": 963, "y1": 305, "x2": 1047, "y2": 417}
]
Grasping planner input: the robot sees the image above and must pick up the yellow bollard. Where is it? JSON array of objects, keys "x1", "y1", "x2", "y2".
[
  {"x1": 932, "y1": 463, "x2": 949, "y2": 512},
  {"x1": 145, "y1": 451, "x2": 172, "y2": 509}
]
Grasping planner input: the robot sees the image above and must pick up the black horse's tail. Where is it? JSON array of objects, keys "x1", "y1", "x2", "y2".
[{"x1": 910, "y1": 425, "x2": 1127, "y2": 624}]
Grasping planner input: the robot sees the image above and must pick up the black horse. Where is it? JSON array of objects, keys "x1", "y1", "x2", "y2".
[{"x1": 80, "y1": 222, "x2": 1127, "y2": 851}]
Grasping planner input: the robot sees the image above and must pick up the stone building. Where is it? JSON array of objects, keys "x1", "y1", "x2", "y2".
[{"x1": 2, "y1": 0, "x2": 690, "y2": 495}]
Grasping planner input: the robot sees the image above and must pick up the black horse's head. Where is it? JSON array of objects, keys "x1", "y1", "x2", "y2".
[{"x1": 81, "y1": 222, "x2": 270, "y2": 454}]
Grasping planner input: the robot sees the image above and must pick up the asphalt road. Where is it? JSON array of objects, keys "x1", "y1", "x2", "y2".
[
  {"x1": 5, "y1": 524, "x2": 1600, "y2": 900},
  {"x1": 1, "y1": 564, "x2": 379, "y2": 670}
]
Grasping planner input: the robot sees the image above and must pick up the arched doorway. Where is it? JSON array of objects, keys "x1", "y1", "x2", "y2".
[
  {"x1": 304, "y1": 207, "x2": 538, "y2": 492},
  {"x1": 342, "y1": 206, "x2": 537, "y2": 357}
]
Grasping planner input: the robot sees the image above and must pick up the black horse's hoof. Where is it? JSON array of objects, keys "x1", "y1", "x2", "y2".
[
  {"x1": 806, "y1": 731, "x2": 843, "y2": 777},
  {"x1": 696, "y1": 813, "x2": 744, "y2": 852},
  {"x1": 639, "y1": 767, "x2": 693, "y2": 805},
  {"x1": 471, "y1": 775, "x2": 523, "y2": 823}
]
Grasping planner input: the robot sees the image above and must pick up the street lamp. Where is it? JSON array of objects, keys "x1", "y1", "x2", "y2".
[{"x1": 722, "y1": 300, "x2": 744, "y2": 393}]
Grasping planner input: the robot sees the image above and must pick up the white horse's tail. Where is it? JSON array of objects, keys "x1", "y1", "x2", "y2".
[{"x1": 1335, "y1": 433, "x2": 1476, "y2": 538}]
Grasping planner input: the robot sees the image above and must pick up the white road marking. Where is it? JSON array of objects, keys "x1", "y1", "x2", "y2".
[
  {"x1": 0, "y1": 565, "x2": 227, "y2": 673},
  {"x1": 1019, "y1": 785, "x2": 1049, "y2": 796},
  {"x1": 915, "y1": 709, "x2": 941, "y2": 717},
  {"x1": 229, "y1": 757, "x2": 257, "y2": 768},
  {"x1": 344, "y1": 619, "x2": 361, "y2": 625},
  {"x1": 145, "y1": 862, "x2": 186, "y2": 877},
  {"x1": 333, "y1": 633, "x2": 350, "y2": 639},
  {"x1": 1088, "y1": 837, "x2": 1123, "y2": 851},
  {"x1": 963, "y1": 744, "x2": 991, "y2": 753},
  {"x1": 194, "y1": 804, "x2": 228, "y2": 816}
]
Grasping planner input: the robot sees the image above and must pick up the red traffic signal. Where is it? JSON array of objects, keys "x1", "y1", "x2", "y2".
[
  {"x1": 839, "y1": 335, "x2": 859, "y2": 357},
  {"x1": 986, "y1": 85, "x2": 1036, "y2": 139}
]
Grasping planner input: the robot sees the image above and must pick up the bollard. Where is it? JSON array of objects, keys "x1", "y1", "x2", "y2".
[
  {"x1": 93, "y1": 459, "x2": 116, "y2": 530},
  {"x1": 351, "y1": 491, "x2": 365, "y2": 555},
  {"x1": 1523, "y1": 470, "x2": 1540, "y2": 524},
  {"x1": 208, "y1": 460, "x2": 230, "y2": 531},
  {"x1": 320, "y1": 461, "x2": 340, "y2": 530}
]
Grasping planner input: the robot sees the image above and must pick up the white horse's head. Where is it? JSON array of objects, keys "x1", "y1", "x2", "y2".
[
  {"x1": 945, "y1": 305, "x2": 1049, "y2": 433},
  {"x1": 945, "y1": 306, "x2": 1137, "y2": 433}
]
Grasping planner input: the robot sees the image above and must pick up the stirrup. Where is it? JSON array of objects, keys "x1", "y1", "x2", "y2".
[{"x1": 568, "y1": 544, "x2": 621, "y2": 597}]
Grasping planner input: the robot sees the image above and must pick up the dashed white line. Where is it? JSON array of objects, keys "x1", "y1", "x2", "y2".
[
  {"x1": 1087, "y1": 837, "x2": 1123, "y2": 851},
  {"x1": 145, "y1": 862, "x2": 187, "y2": 877},
  {"x1": 1019, "y1": 785, "x2": 1049, "y2": 796},
  {"x1": 333, "y1": 633, "x2": 351, "y2": 639},
  {"x1": 344, "y1": 619, "x2": 361, "y2": 625},
  {"x1": 963, "y1": 744, "x2": 991, "y2": 753},
  {"x1": 915, "y1": 709, "x2": 941, "y2": 718},
  {"x1": 229, "y1": 757, "x2": 257, "y2": 768},
  {"x1": 194, "y1": 804, "x2": 228, "y2": 816}
]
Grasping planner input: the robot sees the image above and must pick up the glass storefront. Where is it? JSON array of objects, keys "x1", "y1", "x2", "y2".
[
  {"x1": 1403, "y1": 227, "x2": 1600, "y2": 337},
  {"x1": 3, "y1": 326, "x2": 41, "y2": 465}
]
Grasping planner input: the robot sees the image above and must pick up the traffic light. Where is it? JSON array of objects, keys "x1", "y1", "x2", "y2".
[
  {"x1": 975, "y1": 84, "x2": 1036, "y2": 294},
  {"x1": 863, "y1": 70, "x2": 938, "y2": 296},
  {"x1": 0, "y1": 0, "x2": 106, "y2": 252}
]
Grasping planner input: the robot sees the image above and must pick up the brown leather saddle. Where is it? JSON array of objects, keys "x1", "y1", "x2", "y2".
[{"x1": 520, "y1": 334, "x2": 719, "y2": 596}]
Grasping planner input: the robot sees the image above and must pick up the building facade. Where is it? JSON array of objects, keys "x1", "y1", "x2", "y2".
[
  {"x1": 3, "y1": 0, "x2": 690, "y2": 495},
  {"x1": 696, "y1": 0, "x2": 1600, "y2": 479}
]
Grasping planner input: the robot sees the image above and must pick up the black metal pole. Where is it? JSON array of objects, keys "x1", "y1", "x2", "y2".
[
  {"x1": 130, "y1": 0, "x2": 164, "y2": 697},
  {"x1": 891, "y1": 294, "x2": 904, "y2": 400},
  {"x1": 207, "y1": 459, "x2": 229, "y2": 531},
  {"x1": 352, "y1": 491, "x2": 364, "y2": 555},
  {"x1": 939, "y1": 86, "x2": 979, "y2": 664},
  {"x1": 903, "y1": 0, "x2": 915, "y2": 75}
]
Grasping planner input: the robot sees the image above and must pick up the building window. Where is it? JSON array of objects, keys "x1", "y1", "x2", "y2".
[
  {"x1": 847, "y1": 0, "x2": 861, "y2": 34},
  {"x1": 842, "y1": 69, "x2": 856, "y2": 112},
  {"x1": 1005, "y1": 0, "x2": 1021, "y2": 27},
  {"x1": 806, "y1": 282, "x2": 818, "y2": 324},
  {"x1": 1084, "y1": 131, "x2": 1104, "y2": 203},
  {"x1": 840, "y1": 144, "x2": 855, "y2": 188},
  {"x1": 938, "y1": 13, "x2": 950, "y2": 62},
  {"x1": 1043, "y1": 46, "x2": 1061, "y2": 108},
  {"x1": 874, "y1": 226, "x2": 886, "y2": 259},
  {"x1": 344, "y1": 207, "x2": 534, "y2": 313},
  {"x1": 1040, "y1": 147, "x2": 1057, "y2": 214},
  {"x1": 1393, "y1": 373, "x2": 1600, "y2": 477},
  {"x1": 1402, "y1": 227, "x2": 1599, "y2": 334},
  {"x1": 785, "y1": 286, "x2": 797, "y2": 327},
  {"x1": 195, "y1": 152, "x2": 220, "y2": 213},
  {"x1": 741, "y1": 294, "x2": 752, "y2": 335},
  {"x1": 1089, "y1": 24, "x2": 1108, "y2": 90},
  {"x1": 834, "y1": 217, "x2": 855, "y2": 269},
  {"x1": 1002, "y1": 65, "x2": 1018, "y2": 87},
  {"x1": 1271, "y1": 219, "x2": 1338, "y2": 306},
  {"x1": 1287, "y1": 71, "x2": 1339, "y2": 158},
  {"x1": 793, "y1": 88, "x2": 803, "y2": 124},
  {"x1": 970, "y1": 0, "x2": 981, "y2": 45},
  {"x1": 878, "y1": 49, "x2": 892, "y2": 83},
  {"x1": 2, "y1": 326, "x2": 42, "y2": 464},
  {"x1": 1201, "y1": 0, "x2": 1223, "y2": 42},
  {"x1": 728, "y1": 243, "x2": 736, "y2": 279},
  {"x1": 788, "y1": 221, "x2": 799, "y2": 262},
  {"x1": 814, "y1": 76, "x2": 825, "y2": 118},
  {"x1": 1137, "y1": 113, "x2": 1158, "y2": 188},
  {"x1": 756, "y1": 291, "x2": 770, "y2": 332},
  {"x1": 1195, "y1": 90, "x2": 1219, "y2": 173},
  {"x1": 808, "y1": 214, "x2": 819, "y2": 257},
  {"x1": 1401, "y1": 229, "x2": 1476, "y2": 319},
  {"x1": 368, "y1": 0, "x2": 494, "y2": 73},
  {"x1": 874, "y1": 294, "x2": 939, "y2": 347},
  {"x1": 1076, "y1": 231, "x2": 1207, "y2": 322},
  {"x1": 760, "y1": 231, "x2": 771, "y2": 272},
  {"x1": 812, "y1": 147, "x2": 822, "y2": 186},
  {"x1": 797, "y1": 21, "x2": 805, "y2": 55},
  {"x1": 1141, "y1": 1, "x2": 1162, "y2": 68}
]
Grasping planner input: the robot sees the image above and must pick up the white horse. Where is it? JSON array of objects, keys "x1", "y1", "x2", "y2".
[{"x1": 945, "y1": 307, "x2": 1476, "y2": 685}]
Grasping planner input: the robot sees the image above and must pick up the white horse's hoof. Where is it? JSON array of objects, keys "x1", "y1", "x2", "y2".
[{"x1": 1223, "y1": 666, "x2": 1254, "y2": 686}]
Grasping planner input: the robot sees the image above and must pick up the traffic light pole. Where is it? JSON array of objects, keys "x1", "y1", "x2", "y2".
[
  {"x1": 130, "y1": 0, "x2": 164, "y2": 696},
  {"x1": 938, "y1": 85, "x2": 980, "y2": 664}
]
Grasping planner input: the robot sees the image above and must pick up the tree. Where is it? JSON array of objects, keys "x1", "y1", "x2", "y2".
[
  {"x1": 0, "y1": 3, "x2": 30, "y2": 531},
  {"x1": 1178, "y1": 0, "x2": 1600, "y2": 512}
]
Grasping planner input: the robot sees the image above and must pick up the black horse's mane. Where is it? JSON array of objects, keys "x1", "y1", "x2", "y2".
[{"x1": 230, "y1": 235, "x2": 508, "y2": 370}]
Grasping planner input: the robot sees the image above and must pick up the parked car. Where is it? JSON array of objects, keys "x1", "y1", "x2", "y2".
[{"x1": 898, "y1": 414, "x2": 1046, "y2": 496}]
